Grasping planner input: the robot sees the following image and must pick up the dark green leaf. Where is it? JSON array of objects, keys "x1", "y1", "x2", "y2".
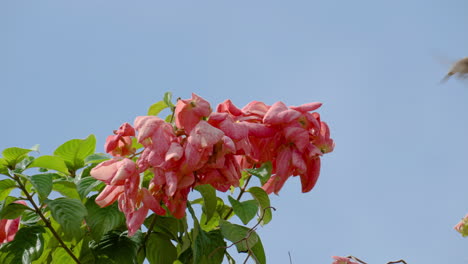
[
  {"x1": 52, "y1": 179, "x2": 80, "y2": 199},
  {"x1": 0, "y1": 202, "x2": 30, "y2": 219},
  {"x1": 248, "y1": 187, "x2": 272, "y2": 225},
  {"x1": 245, "y1": 162, "x2": 272, "y2": 185},
  {"x1": 30, "y1": 174, "x2": 53, "y2": 200},
  {"x1": 219, "y1": 220, "x2": 259, "y2": 253},
  {"x1": 192, "y1": 229, "x2": 225, "y2": 264},
  {"x1": 195, "y1": 184, "x2": 217, "y2": 224},
  {"x1": 53, "y1": 135, "x2": 96, "y2": 172},
  {"x1": 0, "y1": 226, "x2": 45, "y2": 264},
  {"x1": 29, "y1": 156, "x2": 69, "y2": 174},
  {"x1": 147, "y1": 100, "x2": 168, "y2": 116},
  {"x1": 144, "y1": 214, "x2": 184, "y2": 241},
  {"x1": 77, "y1": 177, "x2": 104, "y2": 200},
  {"x1": 228, "y1": 196, "x2": 258, "y2": 225},
  {"x1": 146, "y1": 233, "x2": 177, "y2": 264},
  {"x1": 20, "y1": 210, "x2": 41, "y2": 226},
  {"x1": 90, "y1": 230, "x2": 142, "y2": 264},
  {"x1": 0, "y1": 179, "x2": 17, "y2": 200},
  {"x1": 85, "y1": 196, "x2": 125, "y2": 241},
  {"x1": 45, "y1": 198, "x2": 87, "y2": 240},
  {"x1": 250, "y1": 236, "x2": 266, "y2": 264}
]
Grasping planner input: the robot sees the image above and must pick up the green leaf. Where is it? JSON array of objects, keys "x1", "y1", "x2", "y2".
[
  {"x1": 30, "y1": 174, "x2": 53, "y2": 200},
  {"x1": 147, "y1": 100, "x2": 169, "y2": 116},
  {"x1": 0, "y1": 226, "x2": 45, "y2": 264},
  {"x1": 192, "y1": 229, "x2": 225, "y2": 264},
  {"x1": 146, "y1": 233, "x2": 177, "y2": 264},
  {"x1": 20, "y1": 210, "x2": 41, "y2": 226},
  {"x1": 50, "y1": 247, "x2": 75, "y2": 264},
  {"x1": 84, "y1": 153, "x2": 109, "y2": 164},
  {"x1": 219, "y1": 220, "x2": 259, "y2": 253},
  {"x1": 245, "y1": 162, "x2": 272, "y2": 185},
  {"x1": 250, "y1": 236, "x2": 266, "y2": 264},
  {"x1": 0, "y1": 202, "x2": 29, "y2": 219},
  {"x1": 77, "y1": 177, "x2": 104, "y2": 200},
  {"x1": 200, "y1": 211, "x2": 221, "y2": 232},
  {"x1": 195, "y1": 184, "x2": 217, "y2": 224},
  {"x1": 2, "y1": 147, "x2": 35, "y2": 169},
  {"x1": 163, "y1": 91, "x2": 175, "y2": 108},
  {"x1": 144, "y1": 214, "x2": 186, "y2": 241},
  {"x1": 0, "y1": 179, "x2": 17, "y2": 200},
  {"x1": 45, "y1": 198, "x2": 87, "y2": 240},
  {"x1": 228, "y1": 196, "x2": 258, "y2": 225},
  {"x1": 90, "y1": 230, "x2": 142, "y2": 264},
  {"x1": 85, "y1": 196, "x2": 125, "y2": 241},
  {"x1": 16, "y1": 156, "x2": 35, "y2": 171},
  {"x1": 53, "y1": 135, "x2": 96, "y2": 172},
  {"x1": 248, "y1": 187, "x2": 273, "y2": 225},
  {"x1": 52, "y1": 179, "x2": 80, "y2": 199},
  {"x1": 29, "y1": 156, "x2": 69, "y2": 174}
]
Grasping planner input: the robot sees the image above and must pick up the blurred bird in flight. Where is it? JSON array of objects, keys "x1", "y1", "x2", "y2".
[{"x1": 441, "y1": 57, "x2": 468, "y2": 83}]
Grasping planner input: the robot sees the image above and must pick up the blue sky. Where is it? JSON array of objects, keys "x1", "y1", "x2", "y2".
[{"x1": 2, "y1": 1, "x2": 468, "y2": 263}]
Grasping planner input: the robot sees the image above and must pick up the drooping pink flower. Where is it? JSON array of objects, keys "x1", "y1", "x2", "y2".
[
  {"x1": 0, "y1": 201, "x2": 26, "y2": 244},
  {"x1": 175, "y1": 93, "x2": 212, "y2": 134},
  {"x1": 105, "y1": 123, "x2": 136, "y2": 157},
  {"x1": 331, "y1": 256, "x2": 359, "y2": 264},
  {"x1": 91, "y1": 158, "x2": 138, "y2": 186}
]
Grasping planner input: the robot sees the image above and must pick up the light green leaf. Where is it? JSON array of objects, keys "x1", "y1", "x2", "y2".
[
  {"x1": 163, "y1": 91, "x2": 174, "y2": 107},
  {"x1": 52, "y1": 179, "x2": 80, "y2": 199},
  {"x1": 84, "y1": 153, "x2": 109, "y2": 164},
  {"x1": 248, "y1": 187, "x2": 273, "y2": 225},
  {"x1": 245, "y1": 162, "x2": 272, "y2": 185},
  {"x1": 147, "y1": 100, "x2": 168, "y2": 116},
  {"x1": 53, "y1": 135, "x2": 96, "y2": 172},
  {"x1": 1, "y1": 147, "x2": 35, "y2": 169},
  {"x1": 77, "y1": 177, "x2": 104, "y2": 200},
  {"x1": 219, "y1": 220, "x2": 259, "y2": 253},
  {"x1": 0, "y1": 226, "x2": 45, "y2": 264},
  {"x1": 195, "y1": 184, "x2": 217, "y2": 224},
  {"x1": 29, "y1": 156, "x2": 69, "y2": 174},
  {"x1": 50, "y1": 247, "x2": 75, "y2": 264},
  {"x1": 45, "y1": 198, "x2": 87, "y2": 240},
  {"x1": 146, "y1": 233, "x2": 177, "y2": 264},
  {"x1": 30, "y1": 174, "x2": 53, "y2": 201},
  {"x1": 0, "y1": 179, "x2": 17, "y2": 200},
  {"x1": 85, "y1": 196, "x2": 125, "y2": 241},
  {"x1": 228, "y1": 196, "x2": 258, "y2": 225}
]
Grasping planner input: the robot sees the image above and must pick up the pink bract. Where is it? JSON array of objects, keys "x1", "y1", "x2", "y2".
[
  {"x1": 0, "y1": 201, "x2": 27, "y2": 244},
  {"x1": 331, "y1": 256, "x2": 359, "y2": 264}
]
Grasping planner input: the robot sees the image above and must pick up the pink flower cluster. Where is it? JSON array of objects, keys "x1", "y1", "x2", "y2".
[{"x1": 91, "y1": 94, "x2": 334, "y2": 235}]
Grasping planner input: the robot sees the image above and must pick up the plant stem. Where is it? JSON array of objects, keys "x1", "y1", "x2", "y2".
[
  {"x1": 223, "y1": 175, "x2": 253, "y2": 220},
  {"x1": 13, "y1": 173, "x2": 81, "y2": 264}
]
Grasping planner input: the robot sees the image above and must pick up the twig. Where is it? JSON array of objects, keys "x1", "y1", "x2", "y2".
[
  {"x1": 210, "y1": 206, "x2": 276, "y2": 258},
  {"x1": 289, "y1": 251, "x2": 293, "y2": 264},
  {"x1": 12, "y1": 172, "x2": 81, "y2": 264},
  {"x1": 346, "y1": 256, "x2": 408, "y2": 264}
]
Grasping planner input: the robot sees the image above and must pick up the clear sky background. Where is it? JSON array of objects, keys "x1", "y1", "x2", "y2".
[{"x1": 2, "y1": 1, "x2": 468, "y2": 263}]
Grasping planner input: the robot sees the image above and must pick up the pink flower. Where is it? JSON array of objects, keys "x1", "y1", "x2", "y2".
[
  {"x1": 91, "y1": 158, "x2": 138, "y2": 186},
  {"x1": 0, "y1": 201, "x2": 26, "y2": 244},
  {"x1": 105, "y1": 123, "x2": 136, "y2": 157},
  {"x1": 175, "y1": 93, "x2": 212, "y2": 134},
  {"x1": 331, "y1": 256, "x2": 359, "y2": 264}
]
